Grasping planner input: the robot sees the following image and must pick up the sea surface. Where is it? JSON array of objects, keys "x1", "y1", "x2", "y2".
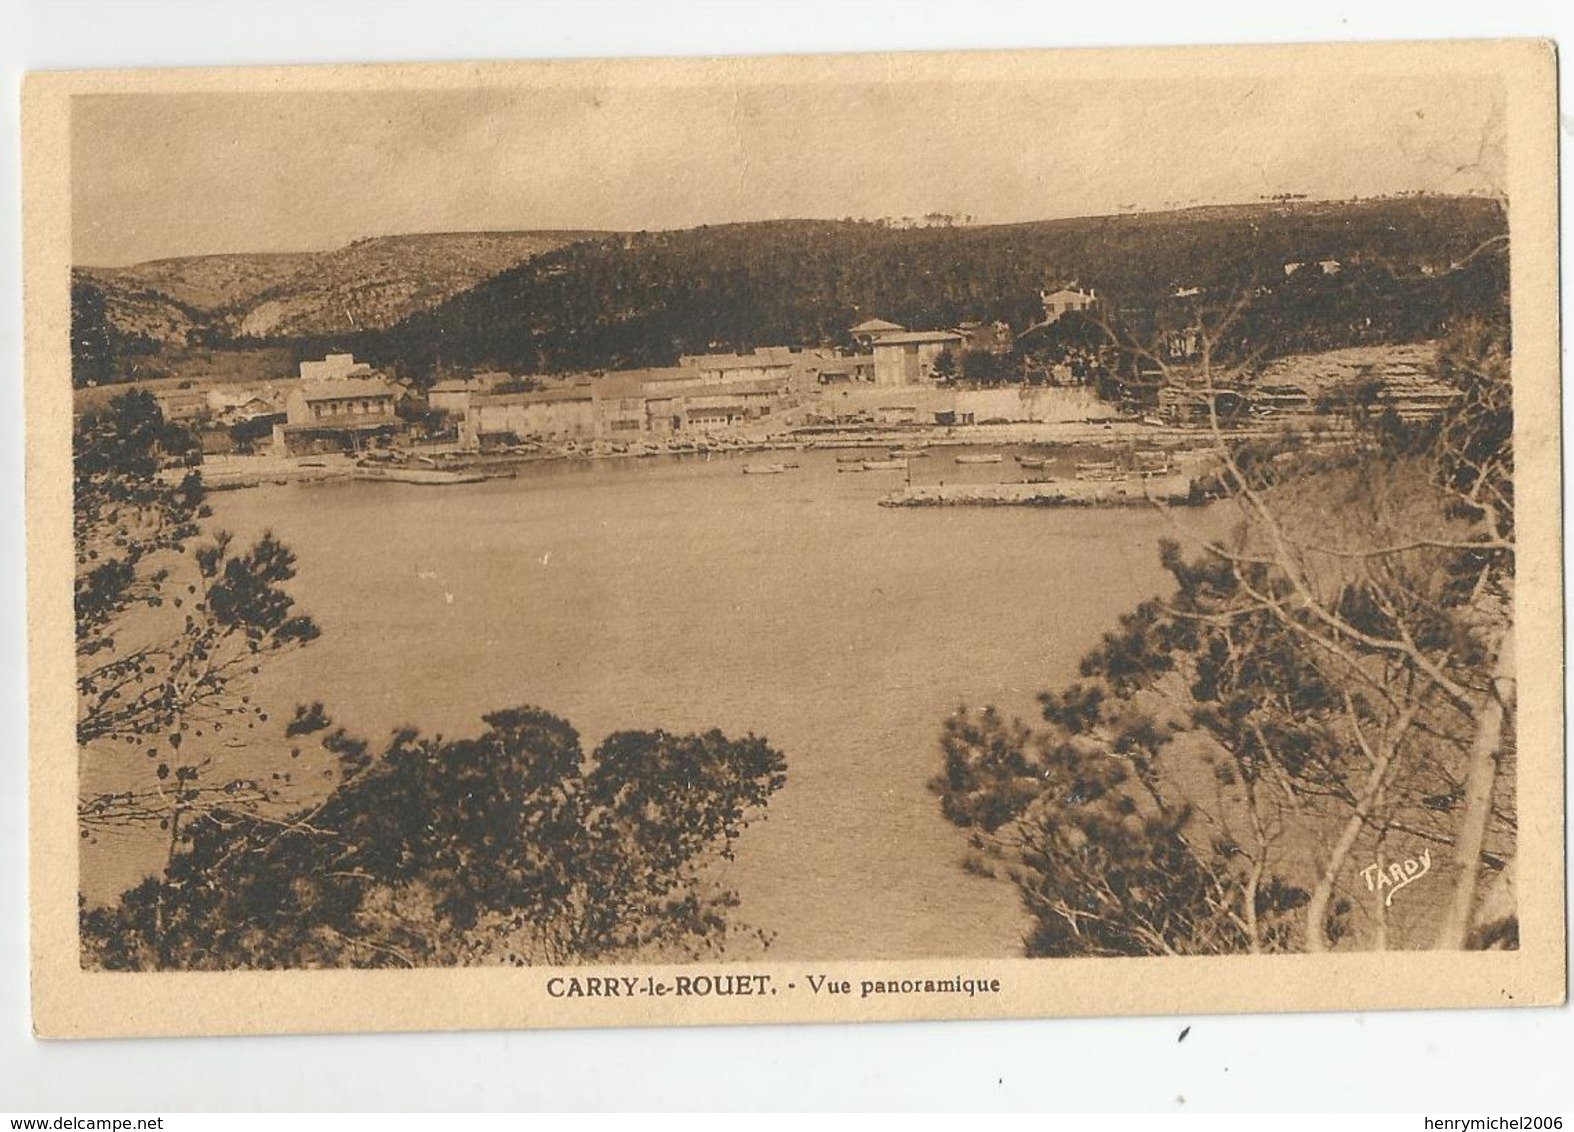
[{"x1": 89, "y1": 445, "x2": 1189, "y2": 959}]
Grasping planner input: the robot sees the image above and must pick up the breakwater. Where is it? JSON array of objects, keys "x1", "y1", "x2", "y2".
[{"x1": 879, "y1": 472, "x2": 1198, "y2": 508}]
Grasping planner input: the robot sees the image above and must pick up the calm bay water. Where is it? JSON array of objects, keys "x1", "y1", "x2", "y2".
[{"x1": 183, "y1": 447, "x2": 1179, "y2": 959}]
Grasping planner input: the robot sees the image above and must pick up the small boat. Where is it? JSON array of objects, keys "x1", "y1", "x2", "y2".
[
  {"x1": 358, "y1": 467, "x2": 486, "y2": 486},
  {"x1": 1075, "y1": 461, "x2": 1124, "y2": 481},
  {"x1": 955, "y1": 453, "x2": 1003, "y2": 465},
  {"x1": 1016, "y1": 456, "x2": 1049, "y2": 470},
  {"x1": 889, "y1": 447, "x2": 929, "y2": 458},
  {"x1": 743, "y1": 463, "x2": 791, "y2": 475},
  {"x1": 835, "y1": 453, "x2": 868, "y2": 464},
  {"x1": 836, "y1": 463, "x2": 866, "y2": 474},
  {"x1": 861, "y1": 459, "x2": 907, "y2": 472}
]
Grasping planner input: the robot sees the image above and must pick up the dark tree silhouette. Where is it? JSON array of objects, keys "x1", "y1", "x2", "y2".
[{"x1": 82, "y1": 708, "x2": 787, "y2": 969}]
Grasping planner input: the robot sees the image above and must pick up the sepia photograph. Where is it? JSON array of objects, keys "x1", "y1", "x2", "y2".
[{"x1": 22, "y1": 38, "x2": 1564, "y2": 1038}]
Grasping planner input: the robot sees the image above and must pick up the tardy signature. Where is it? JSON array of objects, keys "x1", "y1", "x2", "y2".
[{"x1": 1360, "y1": 849, "x2": 1432, "y2": 907}]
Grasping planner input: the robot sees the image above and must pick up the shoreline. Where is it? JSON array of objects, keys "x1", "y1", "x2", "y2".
[{"x1": 184, "y1": 418, "x2": 1273, "y2": 492}]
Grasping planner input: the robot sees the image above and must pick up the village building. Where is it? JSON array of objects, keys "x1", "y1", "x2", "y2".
[
  {"x1": 428, "y1": 378, "x2": 485, "y2": 416},
  {"x1": 678, "y1": 347, "x2": 798, "y2": 384},
  {"x1": 593, "y1": 372, "x2": 655, "y2": 436},
  {"x1": 298, "y1": 353, "x2": 374, "y2": 383},
  {"x1": 655, "y1": 379, "x2": 784, "y2": 432},
  {"x1": 461, "y1": 386, "x2": 597, "y2": 449},
  {"x1": 1039, "y1": 285, "x2": 1099, "y2": 325},
  {"x1": 275, "y1": 375, "x2": 400, "y2": 455},
  {"x1": 804, "y1": 354, "x2": 876, "y2": 385},
  {"x1": 430, "y1": 371, "x2": 543, "y2": 416},
  {"x1": 558, "y1": 362, "x2": 795, "y2": 438},
  {"x1": 285, "y1": 377, "x2": 398, "y2": 426},
  {"x1": 205, "y1": 385, "x2": 290, "y2": 425},
  {"x1": 849, "y1": 318, "x2": 907, "y2": 347},
  {"x1": 152, "y1": 388, "x2": 210, "y2": 424},
  {"x1": 870, "y1": 330, "x2": 965, "y2": 386}
]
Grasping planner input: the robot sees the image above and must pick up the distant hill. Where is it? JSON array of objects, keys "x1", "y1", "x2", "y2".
[
  {"x1": 71, "y1": 230, "x2": 604, "y2": 385},
  {"x1": 356, "y1": 196, "x2": 1506, "y2": 378},
  {"x1": 72, "y1": 198, "x2": 1506, "y2": 388},
  {"x1": 77, "y1": 252, "x2": 319, "y2": 315},
  {"x1": 222, "y1": 232, "x2": 606, "y2": 338}
]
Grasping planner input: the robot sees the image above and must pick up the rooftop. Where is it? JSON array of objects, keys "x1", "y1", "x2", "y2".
[
  {"x1": 684, "y1": 350, "x2": 796, "y2": 371},
  {"x1": 475, "y1": 387, "x2": 595, "y2": 407},
  {"x1": 870, "y1": 331, "x2": 965, "y2": 346},
  {"x1": 594, "y1": 366, "x2": 705, "y2": 400},
  {"x1": 300, "y1": 377, "x2": 397, "y2": 401},
  {"x1": 650, "y1": 378, "x2": 785, "y2": 399}
]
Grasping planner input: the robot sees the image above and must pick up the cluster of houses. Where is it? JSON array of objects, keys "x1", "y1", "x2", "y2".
[
  {"x1": 140, "y1": 275, "x2": 1458, "y2": 453},
  {"x1": 149, "y1": 352, "x2": 402, "y2": 457},
  {"x1": 139, "y1": 291, "x2": 1118, "y2": 457}
]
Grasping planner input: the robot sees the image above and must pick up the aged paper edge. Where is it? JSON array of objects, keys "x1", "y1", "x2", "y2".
[{"x1": 24, "y1": 40, "x2": 1566, "y2": 1039}]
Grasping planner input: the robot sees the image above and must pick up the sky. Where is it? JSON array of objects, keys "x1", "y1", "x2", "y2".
[{"x1": 71, "y1": 69, "x2": 1507, "y2": 266}]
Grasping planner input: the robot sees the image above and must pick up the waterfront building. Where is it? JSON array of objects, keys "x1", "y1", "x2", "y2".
[
  {"x1": 804, "y1": 354, "x2": 876, "y2": 385},
  {"x1": 678, "y1": 347, "x2": 798, "y2": 385},
  {"x1": 654, "y1": 379, "x2": 784, "y2": 432},
  {"x1": 591, "y1": 368, "x2": 690, "y2": 436},
  {"x1": 870, "y1": 330, "x2": 966, "y2": 386},
  {"x1": 462, "y1": 386, "x2": 597, "y2": 448},
  {"x1": 275, "y1": 375, "x2": 400, "y2": 454}
]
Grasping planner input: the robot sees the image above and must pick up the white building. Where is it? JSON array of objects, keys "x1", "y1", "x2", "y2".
[
  {"x1": 1040, "y1": 286, "x2": 1099, "y2": 325},
  {"x1": 298, "y1": 353, "x2": 373, "y2": 383}
]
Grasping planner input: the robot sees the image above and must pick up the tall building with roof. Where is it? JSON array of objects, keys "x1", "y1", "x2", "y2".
[{"x1": 870, "y1": 330, "x2": 965, "y2": 386}]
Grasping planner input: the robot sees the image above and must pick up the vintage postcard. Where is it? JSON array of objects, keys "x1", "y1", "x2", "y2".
[{"x1": 23, "y1": 40, "x2": 1564, "y2": 1038}]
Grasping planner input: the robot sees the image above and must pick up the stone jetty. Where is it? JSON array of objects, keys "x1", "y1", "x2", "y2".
[{"x1": 879, "y1": 472, "x2": 1198, "y2": 508}]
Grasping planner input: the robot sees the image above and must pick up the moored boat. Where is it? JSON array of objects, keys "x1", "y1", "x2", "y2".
[
  {"x1": 955, "y1": 453, "x2": 1003, "y2": 465},
  {"x1": 1075, "y1": 460, "x2": 1122, "y2": 480},
  {"x1": 860, "y1": 459, "x2": 907, "y2": 471},
  {"x1": 356, "y1": 467, "x2": 486, "y2": 485}
]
